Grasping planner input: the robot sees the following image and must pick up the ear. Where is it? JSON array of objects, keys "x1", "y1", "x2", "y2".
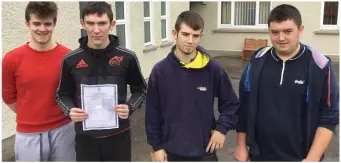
[
  {"x1": 298, "y1": 25, "x2": 304, "y2": 36},
  {"x1": 80, "y1": 19, "x2": 85, "y2": 28},
  {"x1": 172, "y1": 29, "x2": 177, "y2": 40},
  {"x1": 25, "y1": 21, "x2": 30, "y2": 29},
  {"x1": 200, "y1": 32, "x2": 204, "y2": 38},
  {"x1": 110, "y1": 20, "x2": 116, "y2": 30}
]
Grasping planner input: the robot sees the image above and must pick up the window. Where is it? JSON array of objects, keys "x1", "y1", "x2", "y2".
[
  {"x1": 161, "y1": 1, "x2": 169, "y2": 41},
  {"x1": 116, "y1": 1, "x2": 129, "y2": 48},
  {"x1": 79, "y1": 2, "x2": 130, "y2": 48},
  {"x1": 80, "y1": 2, "x2": 87, "y2": 37},
  {"x1": 219, "y1": 1, "x2": 271, "y2": 28},
  {"x1": 144, "y1": 1, "x2": 154, "y2": 45},
  {"x1": 321, "y1": 1, "x2": 339, "y2": 28}
]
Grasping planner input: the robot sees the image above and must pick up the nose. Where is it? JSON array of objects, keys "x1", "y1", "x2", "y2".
[
  {"x1": 279, "y1": 32, "x2": 285, "y2": 41},
  {"x1": 38, "y1": 25, "x2": 47, "y2": 32},
  {"x1": 187, "y1": 35, "x2": 193, "y2": 44},
  {"x1": 93, "y1": 24, "x2": 100, "y2": 33}
]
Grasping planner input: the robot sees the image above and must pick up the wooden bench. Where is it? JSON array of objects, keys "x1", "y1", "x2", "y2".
[{"x1": 242, "y1": 38, "x2": 268, "y2": 60}]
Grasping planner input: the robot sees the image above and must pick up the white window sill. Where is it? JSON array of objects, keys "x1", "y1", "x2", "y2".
[
  {"x1": 314, "y1": 29, "x2": 339, "y2": 35},
  {"x1": 143, "y1": 44, "x2": 159, "y2": 52},
  {"x1": 160, "y1": 40, "x2": 174, "y2": 48},
  {"x1": 213, "y1": 28, "x2": 268, "y2": 33}
]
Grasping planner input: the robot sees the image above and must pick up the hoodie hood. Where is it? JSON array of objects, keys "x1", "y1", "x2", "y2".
[
  {"x1": 78, "y1": 34, "x2": 120, "y2": 57},
  {"x1": 169, "y1": 45, "x2": 211, "y2": 69}
]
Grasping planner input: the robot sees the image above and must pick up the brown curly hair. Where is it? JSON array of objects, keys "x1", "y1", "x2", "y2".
[{"x1": 25, "y1": 2, "x2": 58, "y2": 23}]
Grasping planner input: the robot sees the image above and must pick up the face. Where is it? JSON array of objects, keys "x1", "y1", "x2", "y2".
[
  {"x1": 81, "y1": 13, "x2": 115, "y2": 48},
  {"x1": 26, "y1": 14, "x2": 56, "y2": 45},
  {"x1": 172, "y1": 23, "x2": 203, "y2": 55},
  {"x1": 269, "y1": 19, "x2": 304, "y2": 55}
]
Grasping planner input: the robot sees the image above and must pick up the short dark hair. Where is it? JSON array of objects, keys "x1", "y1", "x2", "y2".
[
  {"x1": 268, "y1": 4, "x2": 302, "y2": 27},
  {"x1": 25, "y1": 2, "x2": 58, "y2": 23},
  {"x1": 82, "y1": 2, "x2": 113, "y2": 22},
  {"x1": 175, "y1": 11, "x2": 204, "y2": 32}
]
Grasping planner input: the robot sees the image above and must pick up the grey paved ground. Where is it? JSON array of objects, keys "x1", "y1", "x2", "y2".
[
  {"x1": 2, "y1": 57, "x2": 339, "y2": 161},
  {"x1": 129, "y1": 57, "x2": 339, "y2": 161}
]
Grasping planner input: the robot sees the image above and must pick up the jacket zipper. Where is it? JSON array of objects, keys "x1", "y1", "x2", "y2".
[{"x1": 280, "y1": 61, "x2": 286, "y2": 85}]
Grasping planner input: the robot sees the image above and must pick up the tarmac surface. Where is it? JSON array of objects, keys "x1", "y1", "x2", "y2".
[{"x1": 2, "y1": 57, "x2": 339, "y2": 161}]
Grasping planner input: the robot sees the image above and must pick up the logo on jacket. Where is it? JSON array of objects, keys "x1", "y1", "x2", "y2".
[
  {"x1": 76, "y1": 59, "x2": 88, "y2": 68},
  {"x1": 109, "y1": 56, "x2": 124, "y2": 66},
  {"x1": 197, "y1": 86, "x2": 207, "y2": 91},
  {"x1": 294, "y1": 80, "x2": 305, "y2": 84}
]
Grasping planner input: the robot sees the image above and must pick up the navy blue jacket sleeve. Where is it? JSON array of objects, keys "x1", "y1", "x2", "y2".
[
  {"x1": 215, "y1": 68, "x2": 239, "y2": 135},
  {"x1": 236, "y1": 63, "x2": 249, "y2": 133},
  {"x1": 318, "y1": 64, "x2": 339, "y2": 132},
  {"x1": 145, "y1": 67, "x2": 164, "y2": 151}
]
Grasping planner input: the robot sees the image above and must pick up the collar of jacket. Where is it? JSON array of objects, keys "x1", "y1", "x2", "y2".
[
  {"x1": 167, "y1": 45, "x2": 212, "y2": 69},
  {"x1": 253, "y1": 43, "x2": 329, "y2": 68},
  {"x1": 78, "y1": 34, "x2": 120, "y2": 58},
  {"x1": 270, "y1": 43, "x2": 305, "y2": 62}
]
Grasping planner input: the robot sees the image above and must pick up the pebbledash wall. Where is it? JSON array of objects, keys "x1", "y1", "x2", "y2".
[{"x1": 2, "y1": 1, "x2": 189, "y2": 140}]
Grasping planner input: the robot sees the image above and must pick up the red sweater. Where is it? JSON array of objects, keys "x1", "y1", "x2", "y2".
[{"x1": 2, "y1": 43, "x2": 72, "y2": 132}]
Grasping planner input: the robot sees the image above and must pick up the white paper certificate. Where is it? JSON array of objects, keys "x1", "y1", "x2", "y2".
[{"x1": 81, "y1": 84, "x2": 119, "y2": 131}]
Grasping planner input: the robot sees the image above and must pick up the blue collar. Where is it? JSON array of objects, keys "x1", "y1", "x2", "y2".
[{"x1": 270, "y1": 43, "x2": 306, "y2": 62}]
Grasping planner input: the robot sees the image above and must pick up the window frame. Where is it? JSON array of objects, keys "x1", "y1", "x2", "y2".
[
  {"x1": 218, "y1": 1, "x2": 271, "y2": 29},
  {"x1": 79, "y1": 2, "x2": 87, "y2": 37},
  {"x1": 161, "y1": 1, "x2": 170, "y2": 41},
  {"x1": 115, "y1": 1, "x2": 131, "y2": 48},
  {"x1": 144, "y1": 1, "x2": 154, "y2": 46},
  {"x1": 320, "y1": 0, "x2": 340, "y2": 29}
]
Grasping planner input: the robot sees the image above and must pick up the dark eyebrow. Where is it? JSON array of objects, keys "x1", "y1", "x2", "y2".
[
  {"x1": 271, "y1": 28, "x2": 293, "y2": 32},
  {"x1": 85, "y1": 21, "x2": 107, "y2": 24},
  {"x1": 181, "y1": 32, "x2": 190, "y2": 34}
]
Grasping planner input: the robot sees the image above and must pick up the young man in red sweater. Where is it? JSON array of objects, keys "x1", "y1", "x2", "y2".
[{"x1": 2, "y1": 2, "x2": 75, "y2": 161}]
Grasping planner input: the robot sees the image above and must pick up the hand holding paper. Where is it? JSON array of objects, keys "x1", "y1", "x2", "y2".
[
  {"x1": 69, "y1": 108, "x2": 88, "y2": 122},
  {"x1": 114, "y1": 104, "x2": 129, "y2": 119}
]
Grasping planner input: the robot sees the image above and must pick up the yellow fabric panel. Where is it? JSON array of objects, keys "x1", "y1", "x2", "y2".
[{"x1": 177, "y1": 51, "x2": 210, "y2": 69}]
